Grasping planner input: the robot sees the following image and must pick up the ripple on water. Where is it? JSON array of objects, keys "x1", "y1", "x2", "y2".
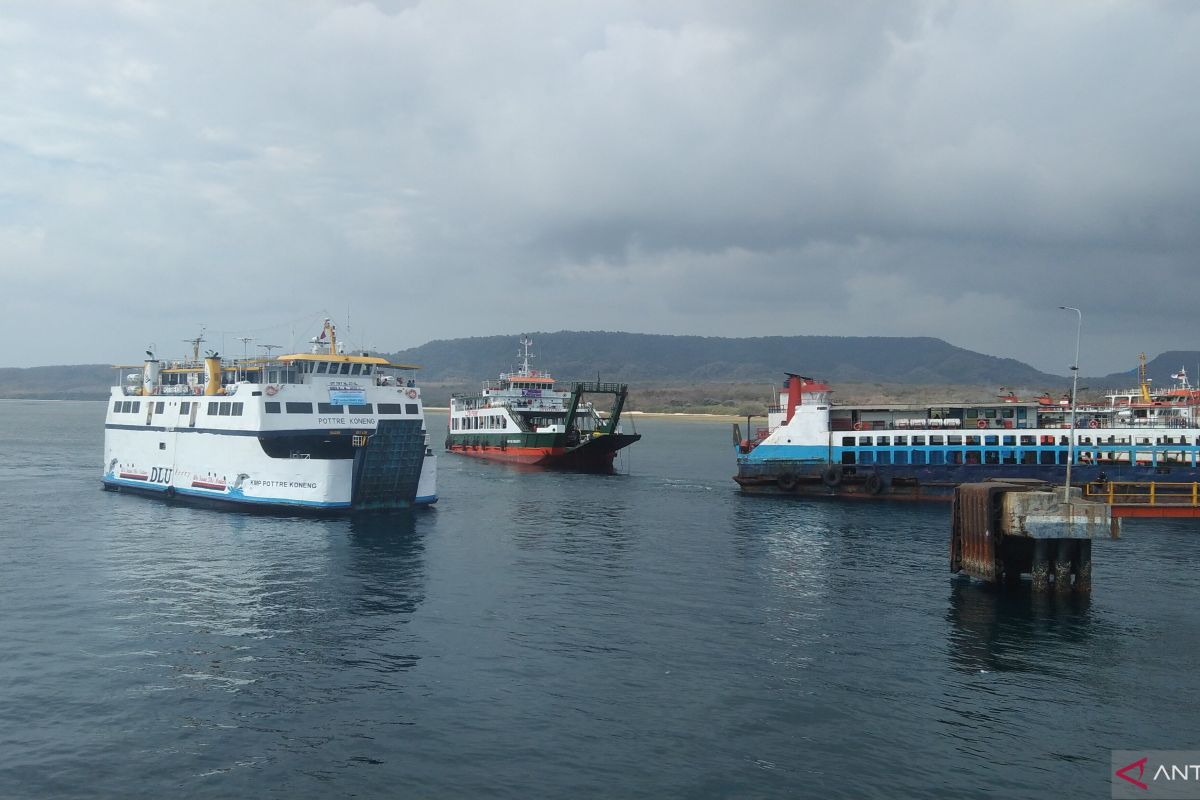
[{"x1": 1, "y1": 405, "x2": 1199, "y2": 799}]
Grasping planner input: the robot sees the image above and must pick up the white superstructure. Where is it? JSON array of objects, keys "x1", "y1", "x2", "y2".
[{"x1": 102, "y1": 320, "x2": 437, "y2": 512}]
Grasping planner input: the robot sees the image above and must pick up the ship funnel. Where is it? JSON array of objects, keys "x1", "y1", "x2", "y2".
[
  {"x1": 783, "y1": 373, "x2": 831, "y2": 427},
  {"x1": 142, "y1": 358, "x2": 161, "y2": 396},
  {"x1": 784, "y1": 374, "x2": 807, "y2": 423},
  {"x1": 204, "y1": 356, "x2": 222, "y2": 396}
]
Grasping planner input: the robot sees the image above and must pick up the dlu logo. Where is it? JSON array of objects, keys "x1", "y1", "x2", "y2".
[{"x1": 1113, "y1": 752, "x2": 1200, "y2": 799}]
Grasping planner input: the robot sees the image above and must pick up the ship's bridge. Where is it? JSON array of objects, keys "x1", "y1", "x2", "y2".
[{"x1": 276, "y1": 354, "x2": 420, "y2": 387}]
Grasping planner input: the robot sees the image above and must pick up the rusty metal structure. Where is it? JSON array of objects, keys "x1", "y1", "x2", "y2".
[{"x1": 951, "y1": 480, "x2": 1113, "y2": 593}]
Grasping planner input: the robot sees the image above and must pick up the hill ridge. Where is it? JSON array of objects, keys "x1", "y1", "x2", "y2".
[
  {"x1": 4, "y1": 333, "x2": 1199, "y2": 403},
  {"x1": 383, "y1": 331, "x2": 1062, "y2": 386}
]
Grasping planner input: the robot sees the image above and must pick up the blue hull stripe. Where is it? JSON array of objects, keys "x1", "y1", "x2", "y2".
[
  {"x1": 102, "y1": 476, "x2": 350, "y2": 509},
  {"x1": 741, "y1": 444, "x2": 827, "y2": 463}
]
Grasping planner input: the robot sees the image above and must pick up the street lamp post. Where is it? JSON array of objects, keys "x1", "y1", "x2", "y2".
[{"x1": 1059, "y1": 306, "x2": 1082, "y2": 504}]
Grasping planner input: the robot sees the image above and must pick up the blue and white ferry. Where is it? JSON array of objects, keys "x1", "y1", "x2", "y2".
[
  {"x1": 103, "y1": 319, "x2": 437, "y2": 512},
  {"x1": 734, "y1": 362, "x2": 1200, "y2": 501}
]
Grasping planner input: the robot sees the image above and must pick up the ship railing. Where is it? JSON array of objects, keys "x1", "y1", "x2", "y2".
[
  {"x1": 1085, "y1": 480, "x2": 1200, "y2": 507},
  {"x1": 375, "y1": 375, "x2": 416, "y2": 388},
  {"x1": 122, "y1": 385, "x2": 199, "y2": 396},
  {"x1": 124, "y1": 384, "x2": 245, "y2": 397},
  {"x1": 571, "y1": 381, "x2": 626, "y2": 394}
]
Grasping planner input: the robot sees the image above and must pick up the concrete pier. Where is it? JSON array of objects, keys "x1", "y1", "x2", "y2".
[{"x1": 951, "y1": 481, "x2": 1113, "y2": 594}]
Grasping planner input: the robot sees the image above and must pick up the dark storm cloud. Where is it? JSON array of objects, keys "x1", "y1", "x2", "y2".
[{"x1": 0, "y1": 1, "x2": 1196, "y2": 373}]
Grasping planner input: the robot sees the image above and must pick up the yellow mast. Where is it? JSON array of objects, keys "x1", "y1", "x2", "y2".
[
  {"x1": 1139, "y1": 353, "x2": 1152, "y2": 403},
  {"x1": 324, "y1": 318, "x2": 337, "y2": 355}
]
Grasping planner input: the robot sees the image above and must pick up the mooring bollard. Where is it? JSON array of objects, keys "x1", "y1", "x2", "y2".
[{"x1": 951, "y1": 481, "x2": 1111, "y2": 594}]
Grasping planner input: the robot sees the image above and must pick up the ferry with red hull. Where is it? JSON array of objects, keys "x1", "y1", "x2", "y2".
[
  {"x1": 734, "y1": 356, "x2": 1200, "y2": 502},
  {"x1": 446, "y1": 336, "x2": 640, "y2": 470}
]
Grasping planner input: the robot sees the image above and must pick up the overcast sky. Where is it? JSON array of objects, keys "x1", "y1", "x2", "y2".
[{"x1": 2, "y1": 1, "x2": 1197, "y2": 375}]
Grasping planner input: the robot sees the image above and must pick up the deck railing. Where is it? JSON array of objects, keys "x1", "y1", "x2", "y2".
[
  {"x1": 571, "y1": 381, "x2": 627, "y2": 394},
  {"x1": 1084, "y1": 481, "x2": 1200, "y2": 507}
]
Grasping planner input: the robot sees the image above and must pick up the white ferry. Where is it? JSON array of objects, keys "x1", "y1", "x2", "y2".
[
  {"x1": 102, "y1": 320, "x2": 437, "y2": 512},
  {"x1": 446, "y1": 336, "x2": 640, "y2": 470},
  {"x1": 734, "y1": 356, "x2": 1200, "y2": 501}
]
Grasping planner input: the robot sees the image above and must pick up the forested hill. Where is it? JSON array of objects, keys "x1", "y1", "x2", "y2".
[
  {"x1": 9, "y1": 336, "x2": 1200, "y2": 401},
  {"x1": 385, "y1": 332, "x2": 1063, "y2": 386},
  {"x1": 1094, "y1": 351, "x2": 1200, "y2": 389},
  {"x1": 0, "y1": 364, "x2": 116, "y2": 400}
]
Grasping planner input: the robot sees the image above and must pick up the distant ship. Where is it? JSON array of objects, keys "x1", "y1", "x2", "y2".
[
  {"x1": 734, "y1": 355, "x2": 1200, "y2": 501},
  {"x1": 103, "y1": 319, "x2": 437, "y2": 512},
  {"x1": 446, "y1": 336, "x2": 640, "y2": 470}
]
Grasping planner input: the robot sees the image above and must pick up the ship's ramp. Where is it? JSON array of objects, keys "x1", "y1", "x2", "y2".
[{"x1": 352, "y1": 419, "x2": 426, "y2": 511}]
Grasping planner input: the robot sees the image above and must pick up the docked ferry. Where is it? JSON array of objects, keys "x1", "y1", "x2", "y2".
[
  {"x1": 734, "y1": 358, "x2": 1200, "y2": 501},
  {"x1": 446, "y1": 336, "x2": 640, "y2": 470},
  {"x1": 102, "y1": 320, "x2": 437, "y2": 512}
]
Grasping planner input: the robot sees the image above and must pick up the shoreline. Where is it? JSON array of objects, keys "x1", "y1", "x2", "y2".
[{"x1": 424, "y1": 406, "x2": 755, "y2": 422}]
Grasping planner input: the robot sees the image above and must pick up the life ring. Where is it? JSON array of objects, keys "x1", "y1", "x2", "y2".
[
  {"x1": 853, "y1": 422, "x2": 864, "y2": 431},
  {"x1": 976, "y1": 419, "x2": 988, "y2": 430},
  {"x1": 265, "y1": 385, "x2": 278, "y2": 396},
  {"x1": 864, "y1": 473, "x2": 884, "y2": 495},
  {"x1": 821, "y1": 465, "x2": 843, "y2": 488},
  {"x1": 405, "y1": 388, "x2": 418, "y2": 399},
  {"x1": 776, "y1": 473, "x2": 798, "y2": 491},
  {"x1": 1088, "y1": 419, "x2": 1099, "y2": 429}
]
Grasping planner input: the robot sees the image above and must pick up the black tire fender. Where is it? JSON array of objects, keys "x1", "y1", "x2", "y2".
[
  {"x1": 776, "y1": 473, "x2": 798, "y2": 491},
  {"x1": 864, "y1": 473, "x2": 884, "y2": 495},
  {"x1": 821, "y1": 465, "x2": 843, "y2": 487}
]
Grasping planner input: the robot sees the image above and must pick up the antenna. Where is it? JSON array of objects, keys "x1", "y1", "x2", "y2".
[
  {"x1": 236, "y1": 336, "x2": 254, "y2": 380},
  {"x1": 259, "y1": 344, "x2": 282, "y2": 359},
  {"x1": 183, "y1": 327, "x2": 207, "y2": 363},
  {"x1": 518, "y1": 334, "x2": 534, "y2": 375}
]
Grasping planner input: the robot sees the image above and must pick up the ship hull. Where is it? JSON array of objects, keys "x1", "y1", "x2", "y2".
[
  {"x1": 104, "y1": 395, "x2": 437, "y2": 514},
  {"x1": 734, "y1": 460, "x2": 1200, "y2": 501},
  {"x1": 446, "y1": 431, "x2": 640, "y2": 471}
]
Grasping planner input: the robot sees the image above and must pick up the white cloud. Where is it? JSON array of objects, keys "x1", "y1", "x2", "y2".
[{"x1": 0, "y1": 1, "x2": 1196, "y2": 373}]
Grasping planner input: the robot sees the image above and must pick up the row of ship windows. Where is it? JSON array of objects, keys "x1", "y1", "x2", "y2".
[
  {"x1": 265, "y1": 402, "x2": 418, "y2": 415},
  {"x1": 843, "y1": 448, "x2": 1199, "y2": 466},
  {"x1": 296, "y1": 362, "x2": 374, "y2": 376},
  {"x1": 115, "y1": 400, "x2": 247, "y2": 416},
  {"x1": 114, "y1": 400, "x2": 419, "y2": 416},
  {"x1": 451, "y1": 416, "x2": 508, "y2": 430},
  {"x1": 846, "y1": 451, "x2": 1072, "y2": 466},
  {"x1": 845, "y1": 434, "x2": 1200, "y2": 447}
]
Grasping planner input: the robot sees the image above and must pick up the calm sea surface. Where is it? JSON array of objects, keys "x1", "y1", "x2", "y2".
[{"x1": 1, "y1": 401, "x2": 1198, "y2": 798}]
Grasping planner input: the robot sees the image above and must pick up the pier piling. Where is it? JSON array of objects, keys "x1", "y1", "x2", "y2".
[
  {"x1": 951, "y1": 481, "x2": 1111, "y2": 594},
  {"x1": 1031, "y1": 540, "x2": 1051, "y2": 592}
]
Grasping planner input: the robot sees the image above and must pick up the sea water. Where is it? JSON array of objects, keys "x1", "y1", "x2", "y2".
[{"x1": 1, "y1": 401, "x2": 1197, "y2": 798}]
